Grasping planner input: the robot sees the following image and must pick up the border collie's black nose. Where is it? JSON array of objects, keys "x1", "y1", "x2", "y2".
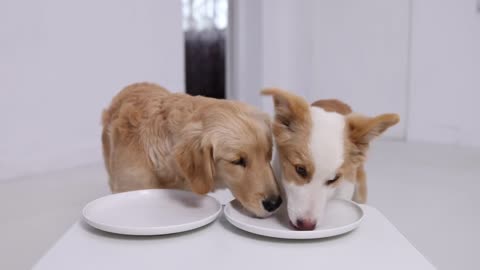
[{"x1": 262, "y1": 196, "x2": 282, "y2": 212}]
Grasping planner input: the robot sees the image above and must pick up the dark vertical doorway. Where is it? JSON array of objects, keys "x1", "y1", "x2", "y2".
[{"x1": 183, "y1": 0, "x2": 227, "y2": 99}]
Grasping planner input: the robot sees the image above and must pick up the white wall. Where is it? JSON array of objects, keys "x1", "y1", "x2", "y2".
[
  {"x1": 0, "y1": 0, "x2": 184, "y2": 180},
  {"x1": 310, "y1": 0, "x2": 410, "y2": 139},
  {"x1": 227, "y1": 0, "x2": 263, "y2": 108},
  {"x1": 230, "y1": 0, "x2": 409, "y2": 139},
  {"x1": 408, "y1": 0, "x2": 480, "y2": 147},
  {"x1": 261, "y1": 0, "x2": 314, "y2": 97},
  {"x1": 230, "y1": 0, "x2": 480, "y2": 147}
]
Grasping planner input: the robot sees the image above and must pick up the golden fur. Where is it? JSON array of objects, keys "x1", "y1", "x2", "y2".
[{"x1": 102, "y1": 83, "x2": 280, "y2": 217}]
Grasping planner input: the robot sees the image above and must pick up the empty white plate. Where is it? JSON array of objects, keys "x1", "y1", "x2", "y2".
[
  {"x1": 83, "y1": 189, "x2": 222, "y2": 235},
  {"x1": 224, "y1": 199, "x2": 364, "y2": 239}
]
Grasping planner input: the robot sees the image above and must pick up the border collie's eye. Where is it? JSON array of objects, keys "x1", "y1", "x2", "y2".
[
  {"x1": 295, "y1": 165, "x2": 308, "y2": 178},
  {"x1": 231, "y1": 157, "x2": 246, "y2": 167},
  {"x1": 277, "y1": 116, "x2": 291, "y2": 129},
  {"x1": 326, "y1": 174, "x2": 341, "y2": 185}
]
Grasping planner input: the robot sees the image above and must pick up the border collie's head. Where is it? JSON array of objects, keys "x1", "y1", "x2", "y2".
[{"x1": 262, "y1": 88, "x2": 399, "y2": 230}]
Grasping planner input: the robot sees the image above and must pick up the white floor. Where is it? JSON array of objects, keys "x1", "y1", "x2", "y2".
[{"x1": 0, "y1": 141, "x2": 479, "y2": 270}]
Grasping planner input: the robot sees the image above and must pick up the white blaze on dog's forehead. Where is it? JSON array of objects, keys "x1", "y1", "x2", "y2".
[
  {"x1": 309, "y1": 106, "x2": 345, "y2": 180},
  {"x1": 279, "y1": 106, "x2": 346, "y2": 224}
]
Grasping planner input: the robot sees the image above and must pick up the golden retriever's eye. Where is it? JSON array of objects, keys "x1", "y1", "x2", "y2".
[
  {"x1": 281, "y1": 119, "x2": 290, "y2": 128},
  {"x1": 295, "y1": 165, "x2": 308, "y2": 178},
  {"x1": 326, "y1": 174, "x2": 341, "y2": 186},
  {"x1": 231, "y1": 157, "x2": 246, "y2": 167},
  {"x1": 278, "y1": 116, "x2": 292, "y2": 131}
]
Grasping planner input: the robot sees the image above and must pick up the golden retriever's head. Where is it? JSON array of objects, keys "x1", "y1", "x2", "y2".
[
  {"x1": 262, "y1": 88, "x2": 399, "y2": 230},
  {"x1": 175, "y1": 101, "x2": 282, "y2": 218}
]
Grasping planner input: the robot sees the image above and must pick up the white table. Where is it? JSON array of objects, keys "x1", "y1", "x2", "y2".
[{"x1": 33, "y1": 205, "x2": 435, "y2": 270}]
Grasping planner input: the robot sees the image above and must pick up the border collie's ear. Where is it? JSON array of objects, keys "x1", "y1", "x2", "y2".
[
  {"x1": 174, "y1": 123, "x2": 215, "y2": 194},
  {"x1": 347, "y1": 113, "x2": 400, "y2": 144},
  {"x1": 311, "y1": 99, "x2": 352, "y2": 115},
  {"x1": 261, "y1": 88, "x2": 310, "y2": 131}
]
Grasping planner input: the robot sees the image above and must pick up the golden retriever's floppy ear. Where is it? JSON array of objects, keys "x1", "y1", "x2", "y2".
[
  {"x1": 311, "y1": 99, "x2": 353, "y2": 115},
  {"x1": 174, "y1": 123, "x2": 215, "y2": 195},
  {"x1": 347, "y1": 113, "x2": 400, "y2": 145},
  {"x1": 261, "y1": 88, "x2": 310, "y2": 131}
]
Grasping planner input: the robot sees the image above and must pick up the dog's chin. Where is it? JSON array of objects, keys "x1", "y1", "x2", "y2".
[
  {"x1": 253, "y1": 210, "x2": 274, "y2": 218},
  {"x1": 241, "y1": 203, "x2": 273, "y2": 218},
  {"x1": 231, "y1": 199, "x2": 272, "y2": 218}
]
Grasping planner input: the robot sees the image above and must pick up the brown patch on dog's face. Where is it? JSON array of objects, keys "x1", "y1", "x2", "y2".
[
  {"x1": 335, "y1": 138, "x2": 362, "y2": 186},
  {"x1": 261, "y1": 88, "x2": 315, "y2": 186},
  {"x1": 176, "y1": 102, "x2": 281, "y2": 218}
]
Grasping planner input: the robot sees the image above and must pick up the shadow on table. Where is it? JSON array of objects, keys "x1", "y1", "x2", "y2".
[
  {"x1": 217, "y1": 215, "x2": 355, "y2": 244},
  {"x1": 80, "y1": 213, "x2": 356, "y2": 244},
  {"x1": 79, "y1": 219, "x2": 216, "y2": 241}
]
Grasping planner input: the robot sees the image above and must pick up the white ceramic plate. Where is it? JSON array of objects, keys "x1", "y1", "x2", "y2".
[
  {"x1": 224, "y1": 199, "x2": 364, "y2": 239},
  {"x1": 83, "y1": 189, "x2": 222, "y2": 235}
]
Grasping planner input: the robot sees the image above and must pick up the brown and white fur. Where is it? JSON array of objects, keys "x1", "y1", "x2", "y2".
[
  {"x1": 102, "y1": 83, "x2": 282, "y2": 217},
  {"x1": 262, "y1": 88, "x2": 399, "y2": 230}
]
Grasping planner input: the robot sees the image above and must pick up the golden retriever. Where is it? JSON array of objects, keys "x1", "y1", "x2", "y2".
[{"x1": 102, "y1": 83, "x2": 282, "y2": 217}]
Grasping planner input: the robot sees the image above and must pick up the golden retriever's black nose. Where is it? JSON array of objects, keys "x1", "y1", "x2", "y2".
[{"x1": 262, "y1": 196, "x2": 282, "y2": 212}]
